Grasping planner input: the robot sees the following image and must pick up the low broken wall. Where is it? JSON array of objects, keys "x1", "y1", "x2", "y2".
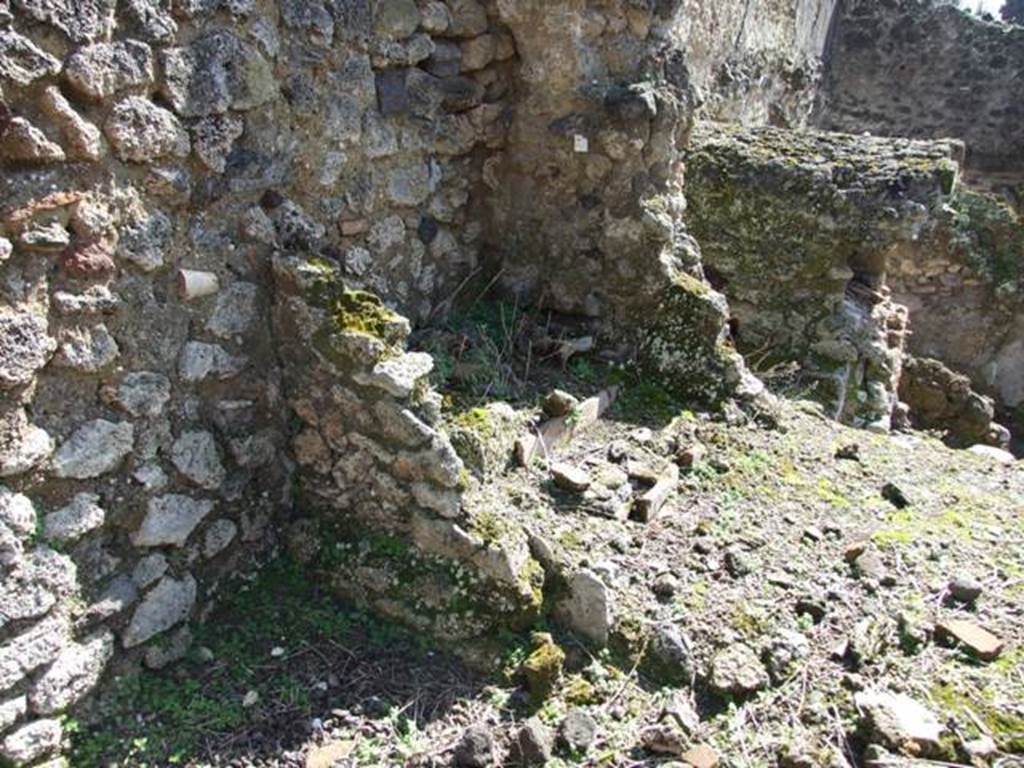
[{"x1": 684, "y1": 122, "x2": 961, "y2": 429}]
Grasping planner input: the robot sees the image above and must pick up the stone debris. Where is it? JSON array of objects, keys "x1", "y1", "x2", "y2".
[
  {"x1": 934, "y1": 619, "x2": 1004, "y2": 661},
  {"x1": 682, "y1": 744, "x2": 721, "y2": 768},
  {"x1": 633, "y1": 463, "x2": 679, "y2": 523},
  {"x1": 709, "y1": 643, "x2": 769, "y2": 697},
  {"x1": 516, "y1": 388, "x2": 619, "y2": 467},
  {"x1": 453, "y1": 724, "x2": 494, "y2": 768},
  {"x1": 946, "y1": 576, "x2": 983, "y2": 605},
  {"x1": 551, "y1": 462, "x2": 591, "y2": 492},
  {"x1": 560, "y1": 707, "x2": 597, "y2": 752},
  {"x1": 557, "y1": 569, "x2": 612, "y2": 647},
  {"x1": 854, "y1": 689, "x2": 944, "y2": 755},
  {"x1": 513, "y1": 718, "x2": 553, "y2": 765},
  {"x1": 542, "y1": 389, "x2": 579, "y2": 418}
]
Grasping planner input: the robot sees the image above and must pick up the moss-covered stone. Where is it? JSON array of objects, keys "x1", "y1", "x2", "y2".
[{"x1": 521, "y1": 632, "x2": 565, "y2": 705}]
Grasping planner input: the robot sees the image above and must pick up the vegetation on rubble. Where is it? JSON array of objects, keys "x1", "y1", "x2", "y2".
[{"x1": 946, "y1": 187, "x2": 1024, "y2": 290}]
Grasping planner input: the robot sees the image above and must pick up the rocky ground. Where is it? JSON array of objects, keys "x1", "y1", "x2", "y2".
[{"x1": 72, "y1": 306, "x2": 1023, "y2": 768}]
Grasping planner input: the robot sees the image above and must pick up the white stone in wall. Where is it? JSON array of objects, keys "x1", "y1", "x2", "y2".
[
  {"x1": 104, "y1": 96, "x2": 190, "y2": 163},
  {"x1": 0, "y1": 310, "x2": 56, "y2": 389},
  {"x1": 0, "y1": 548, "x2": 76, "y2": 627},
  {"x1": 0, "y1": 523, "x2": 23, "y2": 569},
  {"x1": 202, "y1": 518, "x2": 237, "y2": 558},
  {"x1": 0, "y1": 718, "x2": 62, "y2": 764},
  {"x1": 64, "y1": 40, "x2": 154, "y2": 102},
  {"x1": 206, "y1": 282, "x2": 258, "y2": 338},
  {"x1": 0, "y1": 694, "x2": 26, "y2": 732},
  {"x1": 0, "y1": 614, "x2": 70, "y2": 692},
  {"x1": 132, "y1": 463, "x2": 168, "y2": 491},
  {"x1": 352, "y1": 351, "x2": 433, "y2": 398},
  {"x1": 43, "y1": 493, "x2": 105, "y2": 544},
  {"x1": 117, "y1": 209, "x2": 172, "y2": 272},
  {"x1": 54, "y1": 324, "x2": 120, "y2": 372},
  {"x1": 0, "y1": 487, "x2": 35, "y2": 537},
  {"x1": 40, "y1": 86, "x2": 104, "y2": 162},
  {"x1": 28, "y1": 632, "x2": 114, "y2": 715},
  {"x1": 0, "y1": 117, "x2": 65, "y2": 164},
  {"x1": 171, "y1": 431, "x2": 225, "y2": 490},
  {"x1": 0, "y1": 416, "x2": 53, "y2": 478},
  {"x1": 52, "y1": 285, "x2": 120, "y2": 316},
  {"x1": 132, "y1": 553, "x2": 168, "y2": 588},
  {"x1": 133, "y1": 494, "x2": 214, "y2": 548},
  {"x1": 122, "y1": 574, "x2": 196, "y2": 648},
  {"x1": 113, "y1": 371, "x2": 172, "y2": 418},
  {"x1": 0, "y1": 239, "x2": 10, "y2": 263},
  {"x1": 178, "y1": 341, "x2": 247, "y2": 382},
  {"x1": 0, "y1": 30, "x2": 61, "y2": 86},
  {"x1": 51, "y1": 420, "x2": 134, "y2": 479}
]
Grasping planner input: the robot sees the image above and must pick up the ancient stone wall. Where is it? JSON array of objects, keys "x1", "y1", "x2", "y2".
[
  {"x1": 0, "y1": 0, "x2": 518, "y2": 762},
  {"x1": 818, "y1": 0, "x2": 1024, "y2": 172}
]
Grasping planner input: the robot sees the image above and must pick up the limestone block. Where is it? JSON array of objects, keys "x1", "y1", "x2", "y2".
[
  {"x1": 28, "y1": 632, "x2": 114, "y2": 715},
  {"x1": 104, "y1": 97, "x2": 189, "y2": 163},
  {"x1": 0, "y1": 614, "x2": 70, "y2": 692},
  {"x1": 171, "y1": 431, "x2": 225, "y2": 490},
  {"x1": 132, "y1": 494, "x2": 215, "y2": 547},
  {"x1": 0, "y1": 117, "x2": 65, "y2": 164},
  {"x1": 0, "y1": 718, "x2": 62, "y2": 764},
  {"x1": 43, "y1": 493, "x2": 104, "y2": 543},
  {"x1": 122, "y1": 574, "x2": 196, "y2": 648},
  {"x1": 0, "y1": 30, "x2": 60, "y2": 86},
  {"x1": 65, "y1": 40, "x2": 154, "y2": 101},
  {"x1": 52, "y1": 420, "x2": 134, "y2": 479}
]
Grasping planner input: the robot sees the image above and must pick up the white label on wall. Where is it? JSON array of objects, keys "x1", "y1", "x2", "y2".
[{"x1": 574, "y1": 134, "x2": 589, "y2": 153}]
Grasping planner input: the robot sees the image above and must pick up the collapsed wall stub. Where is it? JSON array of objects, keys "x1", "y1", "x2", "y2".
[{"x1": 685, "y1": 122, "x2": 1016, "y2": 445}]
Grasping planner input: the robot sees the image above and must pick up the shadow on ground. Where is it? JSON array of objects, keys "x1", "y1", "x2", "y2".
[{"x1": 71, "y1": 560, "x2": 489, "y2": 767}]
